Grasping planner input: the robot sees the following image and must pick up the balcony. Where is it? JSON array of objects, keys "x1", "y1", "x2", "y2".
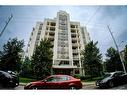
[
  {"x1": 71, "y1": 28, "x2": 78, "y2": 31},
  {"x1": 73, "y1": 56, "x2": 79, "y2": 60},
  {"x1": 50, "y1": 22, "x2": 56, "y2": 26},
  {"x1": 70, "y1": 25, "x2": 75, "y2": 28},
  {"x1": 72, "y1": 45, "x2": 78, "y2": 48},
  {"x1": 72, "y1": 38, "x2": 77, "y2": 41},
  {"x1": 45, "y1": 36, "x2": 54, "y2": 40},
  {"x1": 71, "y1": 33, "x2": 78, "y2": 36},
  {"x1": 45, "y1": 31, "x2": 55, "y2": 37},
  {"x1": 50, "y1": 27, "x2": 55, "y2": 31},
  {"x1": 73, "y1": 50, "x2": 79, "y2": 53},
  {"x1": 71, "y1": 29, "x2": 76, "y2": 33},
  {"x1": 48, "y1": 36, "x2": 54, "y2": 40}
]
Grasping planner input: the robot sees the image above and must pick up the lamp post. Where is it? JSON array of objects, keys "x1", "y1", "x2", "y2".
[{"x1": 107, "y1": 25, "x2": 126, "y2": 73}]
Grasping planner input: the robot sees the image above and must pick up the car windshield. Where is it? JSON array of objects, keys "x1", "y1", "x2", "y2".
[
  {"x1": 103, "y1": 73, "x2": 111, "y2": 78},
  {"x1": 0, "y1": 71, "x2": 12, "y2": 78}
]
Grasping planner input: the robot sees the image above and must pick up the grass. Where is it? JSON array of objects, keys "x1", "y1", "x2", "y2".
[{"x1": 19, "y1": 77, "x2": 36, "y2": 83}]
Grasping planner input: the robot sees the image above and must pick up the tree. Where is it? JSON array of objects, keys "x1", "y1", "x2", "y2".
[
  {"x1": 105, "y1": 47, "x2": 123, "y2": 72},
  {"x1": 81, "y1": 41, "x2": 103, "y2": 78},
  {"x1": 124, "y1": 45, "x2": 127, "y2": 71},
  {"x1": 31, "y1": 39, "x2": 53, "y2": 79},
  {"x1": 0, "y1": 38, "x2": 24, "y2": 72},
  {"x1": 20, "y1": 56, "x2": 34, "y2": 78}
]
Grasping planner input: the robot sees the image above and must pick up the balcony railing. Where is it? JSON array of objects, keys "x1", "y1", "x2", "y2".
[
  {"x1": 73, "y1": 56, "x2": 79, "y2": 59},
  {"x1": 72, "y1": 38, "x2": 77, "y2": 41},
  {"x1": 73, "y1": 50, "x2": 79, "y2": 53}
]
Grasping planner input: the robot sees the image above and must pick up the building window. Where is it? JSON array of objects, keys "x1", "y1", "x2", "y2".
[
  {"x1": 39, "y1": 26, "x2": 42, "y2": 30},
  {"x1": 71, "y1": 25, "x2": 75, "y2": 28},
  {"x1": 38, "y1": 31, "x2": 41, "y2": 35},
  {"x1": 28, "y1": 44, "x2": 30, "y2": 47},
  {"x1": 71, "y1": 35, "x2": 76, "y2": 38},
  {"x1": 71, "y1": 30, "x2": 76, "y2": 33},
  {"x1": 50, "y1": 27, "x2": 55, "y2": 31},
  {"x1": 31, "y1": 32, "x2": 33, "y2": 36},
  {"x1": 51, "y1": 22, "x2": 56, "y2": 26},
  {"x1": 46, "y1": 27, "x2": 49, "y2": 30},
  {"x1": 47, "y1": 22, "x2": 50, "y2": 25}
]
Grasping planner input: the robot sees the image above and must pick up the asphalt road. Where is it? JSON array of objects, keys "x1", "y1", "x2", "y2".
[
  {"x1": 112, "y1": 84, "x2": 127, "y2": 90},
  {"x1": 0, "y1": 85, "x2": 24, "y2": 90},
  {"x1": 1, "y1": 84, "x2": 127, "y2": 90}
]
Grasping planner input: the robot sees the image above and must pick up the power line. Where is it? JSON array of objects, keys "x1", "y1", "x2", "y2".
[
  {"x1": 0, "y1": 14, "x2": 13, "y2": 37},
  {"x1": 86, "y1": 6, "x2": 101, "y2": 26}
]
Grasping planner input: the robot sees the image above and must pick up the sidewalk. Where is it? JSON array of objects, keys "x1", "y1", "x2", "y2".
[
  {"x1": 19, "y1": 83, "x2": 27, "y2": 86},
  {"x1": 82, "y1": 82, "x2": 95, "y2": 86}
]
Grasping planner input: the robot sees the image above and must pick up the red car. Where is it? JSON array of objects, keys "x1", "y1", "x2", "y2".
[{"x1": 24, "y1": 75, "x2": 82, "y2": 89}]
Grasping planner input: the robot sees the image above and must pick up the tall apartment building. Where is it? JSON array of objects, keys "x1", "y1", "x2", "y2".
[{"x1": 27, "y1": 11, "x2": 90, "y2": 75}]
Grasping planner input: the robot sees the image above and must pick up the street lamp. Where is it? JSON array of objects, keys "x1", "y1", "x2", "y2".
[{"x1": 107, "y1": 25, "x2": 126, "y2": 73}]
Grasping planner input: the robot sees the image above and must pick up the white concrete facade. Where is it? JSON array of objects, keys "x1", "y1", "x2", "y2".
[{"x1": 27, "y1": 11, "x2": 90, "y2": 75}]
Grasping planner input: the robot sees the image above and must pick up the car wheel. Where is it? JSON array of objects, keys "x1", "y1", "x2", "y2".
[
  {"x1": 69, "y1": 86, "x2": 76, "y2": 90},
  {"x1": 109, "y1": 81, "x2": 114, "y2": 88}
]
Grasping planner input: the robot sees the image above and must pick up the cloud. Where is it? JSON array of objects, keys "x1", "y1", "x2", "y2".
[{"x1": 0, "y1": 6, "x2": 127, "y2": 59}]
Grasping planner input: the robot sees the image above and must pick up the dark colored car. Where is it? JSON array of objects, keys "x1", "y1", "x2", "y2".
[
  {"x1": 96, "y1": 71, "x2": 127, "y2": 88},
  {"x1": 0, "y1": 70, "x2": 19, "y2": 88},
  {"x1": 24, "y1": 75, "x2": 82, "y2": 90}
]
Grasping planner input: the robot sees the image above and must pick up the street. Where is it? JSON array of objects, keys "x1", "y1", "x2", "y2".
[
  {"x1": 1, "y1": 83, "x2": 127, "y2": 90},
  {"x1": 0, "y1": 86, "x2": 24, "y2": 90},
  {"x1": 112, "y1": 84, "x2": 127, "y2": 90}
]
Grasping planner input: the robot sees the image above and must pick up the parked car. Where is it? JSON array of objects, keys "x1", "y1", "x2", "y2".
[
  {"x1": 96, "y1": 71, "x2": 127, "y2": 88},
  {"x1": 24, "y1": 75, "x2": 82, "y2": 89},
  {"x1": 0, "y1": 70, "x2": 19, "y2": 88},
  {"x1": 7, "y1": 70, "x2": 19, "y2": 86}
]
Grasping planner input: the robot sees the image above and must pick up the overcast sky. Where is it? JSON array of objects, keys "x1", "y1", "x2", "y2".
[{"x1": 0, "y1": 6, "x2": 127, "y2": 59}]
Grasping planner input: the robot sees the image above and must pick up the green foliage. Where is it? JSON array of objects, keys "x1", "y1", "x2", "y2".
[
  {"x1": 73, "y1": 74, "x2": 81, "y2": 79},
  {"x1": 19, "y1": 77, "x2": 36, "y2": 83},
  {"x1": 124, "y1": 45, "x2": 127, "y2": 71},
  {"x1": 82, "y1": 76, "x2": 103, "y2": 82},
  {"x1": 20, "y1": 57, "x2": 34, "y2": 78},
  {"x1": 105, "y1": 47, "x2": 123, "y2": 72},
  {"x1": 31, "y1": 39, "x2": 53, "y2": 79},
  {"x1": 74, "y1": 74, "x2": 102, "y2": 82},
  {"x1": 81, "y1": 41, "x2": 103, "y2": 78},
  {"x1": 0, "y1": 38, "x2": 24, "y2": 72}
]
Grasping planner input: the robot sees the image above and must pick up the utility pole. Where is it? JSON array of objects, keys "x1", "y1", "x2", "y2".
[
  {"x1": 107, "y1": 25, "x2": 126, "y2": 73},
  {"x1": 0, "y1": 14, "x2": 13, "y2": 37}
]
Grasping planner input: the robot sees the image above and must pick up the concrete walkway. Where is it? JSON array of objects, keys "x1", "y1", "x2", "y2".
[{"x1": 82, "y1": 82, "x2": 95, "y2": 86}]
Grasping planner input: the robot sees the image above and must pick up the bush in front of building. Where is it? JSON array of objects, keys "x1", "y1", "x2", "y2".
[
  {"x1": 73, "y1": 74, "x2": 81, "y2": 79},
  {"x1": 74, "y1": 74, "x2": 91, "y2": 80},
  {"x1": 74, "y1": 74, "x2": 103, "y2": 82}
]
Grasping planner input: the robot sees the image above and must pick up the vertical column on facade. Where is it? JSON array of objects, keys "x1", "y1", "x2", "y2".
[
  {"x1": 68, "y1": 15, "x2": 73, "y2": 67},
  {"x1": 78, "y1": 25, "x2": 84, "y2": 76}
]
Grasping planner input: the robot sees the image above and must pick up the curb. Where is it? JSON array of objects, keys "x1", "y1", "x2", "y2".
[
  {"x1": 19, "y1": 83, "x2": 27, "y2": 86},
  {"x1": 82, "y1": 82, "x2": 95, "y2": 86}
]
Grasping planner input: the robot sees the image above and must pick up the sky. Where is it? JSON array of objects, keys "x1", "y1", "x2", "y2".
[{"x1": 0, "y1": 6, "x2": 127, "y2": 60}]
